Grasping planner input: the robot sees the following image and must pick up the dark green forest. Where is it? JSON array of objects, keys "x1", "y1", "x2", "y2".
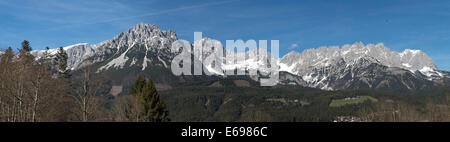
[{"x1": 161, "y1": 85, "x2": 450, "y2": 122}]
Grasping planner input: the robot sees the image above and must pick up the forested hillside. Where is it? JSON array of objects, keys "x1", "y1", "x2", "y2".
[{"x1": 161, "y1": 86, "x2": 450, "y2": 122}]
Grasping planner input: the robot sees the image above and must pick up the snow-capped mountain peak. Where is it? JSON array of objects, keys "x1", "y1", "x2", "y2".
[
  {"x1": 95, "y1": 23, "x2": 178, "y2": 71},
  {"x1": 278, "y1": 42, "x2": 445, "y2": 90},
  {"x1": 95, "y1": 22, "x2": 177, "y2": 51},
  {"x1": 280, "y1": 42, "x2": 438, "y2": 75},
  {"x1": 29, "y1": 23, "x2": 448, "y2": 91},
  {"x1": 32, "y1": 23, "x2": 178, "y2": 71}
]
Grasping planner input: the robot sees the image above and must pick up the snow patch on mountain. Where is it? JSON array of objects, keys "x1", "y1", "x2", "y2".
[
  {"x1": 402, "y1": 63, "x2": 412, "y2": 68},
  {"x1": 98, "y1": 43, "x2": 134, "y2": 71},
  {"x1": 142, "y1": 55, "x2": 149, "y2": 71},
  {"x1": 130, "y1": 58, "x2": 137, "y2": 66},
  {"x1": 279, "y1": 61, "x2": 296, "y2": 73},
  {"x1": 157, "y1": 56, "x2": 168, "y2": 68}
]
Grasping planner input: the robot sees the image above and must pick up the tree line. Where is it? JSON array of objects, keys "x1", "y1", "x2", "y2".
[{"x1": 0, "y1": 40, "x2": 169, "y2": 122}]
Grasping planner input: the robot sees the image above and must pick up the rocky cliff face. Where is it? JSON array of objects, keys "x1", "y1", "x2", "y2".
[
  {"x1": 32, "y1": 23, "x2": 178, "y2": 71},
  {"x1": 31, "y1": 23, "x2": 448, "y2": 91},
  {"x1": 279, "y1": 42, "x2": 446, "y2": 90}
]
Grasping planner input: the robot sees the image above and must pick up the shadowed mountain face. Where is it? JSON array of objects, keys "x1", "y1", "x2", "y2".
[{"x1": 29, "y1": 23, "x2": 449, "y2": 93}]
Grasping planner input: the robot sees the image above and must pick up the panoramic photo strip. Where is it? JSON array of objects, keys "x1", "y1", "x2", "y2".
[{"x1": 0, "y1": 0, "x2": 449, "y2": 140}]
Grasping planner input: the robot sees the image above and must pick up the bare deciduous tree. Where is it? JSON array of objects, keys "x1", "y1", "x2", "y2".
[{"x1": 70, "y1": 67, "x2": 107, "y2": 122}]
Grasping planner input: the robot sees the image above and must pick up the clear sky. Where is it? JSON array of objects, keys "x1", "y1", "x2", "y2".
[{"x1": 0, "y1": 0, "x2": 449, "y2": 70}]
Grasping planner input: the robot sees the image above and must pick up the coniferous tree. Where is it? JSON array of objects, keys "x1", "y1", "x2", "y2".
[
  {"x1": 130, "y1": 75, "x2": 146, "y2": 96},
  {"x1": 54, "y1": 47, "x2": 70, "y2": 79},
  {"x1": 21, "y1": 40, "x2": 32, "y2": 52},
  {"x1": 18, "y1": 40, "x2": 34, "y2": 61},
  {"x1": 130, "y1": 74, "x2": 170, "y2": 122}
]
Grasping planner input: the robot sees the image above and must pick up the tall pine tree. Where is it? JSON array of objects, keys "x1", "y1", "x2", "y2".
[
  {"x1": 21, "y1": 40, "x2": 32, "y2": 52},
  {"x1": 19, "y1": 40, "x2": 34, "y2": 60},
  {"x1": 130, "y1": 74, "x2": 170, "y2": 122},
  {"x1": 54, "y1": 47, "x2": 70, "y2": 79}
]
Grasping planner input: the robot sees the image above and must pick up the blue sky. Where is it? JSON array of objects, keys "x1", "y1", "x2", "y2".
[{"x1": 0, "y1": 0, "x2": 449, "y2": 70}]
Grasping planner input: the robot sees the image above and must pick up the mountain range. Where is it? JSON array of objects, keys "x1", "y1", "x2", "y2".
[{"x1": 29, "y1": 23, "x2": 449, "y2": 94}]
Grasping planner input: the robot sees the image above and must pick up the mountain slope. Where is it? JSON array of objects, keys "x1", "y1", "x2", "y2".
[
  {"x1": 279, "y1": 42, "x2": 447, "y2": 90},
  {"x1": 31, "y1": 23, "x2": 449, "y2": 93},
  {"x1": 31, "y1": 23, "x2": 178, "y2": 71}
]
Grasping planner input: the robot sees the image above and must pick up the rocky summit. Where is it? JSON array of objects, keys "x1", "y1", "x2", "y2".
[{"x1": 30, "y1": 23, "x2": 449, "y2": 92}]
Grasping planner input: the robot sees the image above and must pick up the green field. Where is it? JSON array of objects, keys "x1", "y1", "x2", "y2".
[
  {"x1": 329, "y1": 96, "x2": 378, "y2": 107},
  {"x1": 266, "y1": 98, "x2": 310, "y2": 106}
]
